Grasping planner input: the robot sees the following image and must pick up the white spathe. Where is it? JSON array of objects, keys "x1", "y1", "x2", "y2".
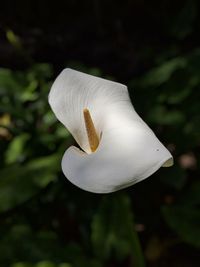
[{"x1": 49, "y1": 68, "x2": 173, "y2": 193}]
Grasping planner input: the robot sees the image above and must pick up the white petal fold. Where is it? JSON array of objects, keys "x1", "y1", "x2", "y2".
[
  {"x1": 49, "y1": 68, "x2": 173, "y2": 193},
  {"x1": 49, "y1": 68, "x2": 130, "y2": 154}
]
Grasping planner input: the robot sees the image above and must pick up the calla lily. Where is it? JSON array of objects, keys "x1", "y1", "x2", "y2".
[{"x1": 49, "y1": 68, "x2": 173, "y2": 193}]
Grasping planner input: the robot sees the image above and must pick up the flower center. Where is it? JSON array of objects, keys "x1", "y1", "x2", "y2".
[{"x1": 83, "y1": 108, "x2": 99, "y2": 152}]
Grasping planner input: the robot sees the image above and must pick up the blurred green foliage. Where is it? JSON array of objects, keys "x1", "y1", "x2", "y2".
[{"x1": 0, "y1": 0, "x2": 200, "y2": 266}]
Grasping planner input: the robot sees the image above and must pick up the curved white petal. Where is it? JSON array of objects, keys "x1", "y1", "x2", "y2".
[
  {"x1": 49, "y1": 68, "x2": 173, "y2": 193},
  {"x1": 62, "y1": 125, "x2": 173, "y2": 193},
  {"x1": 49, "y1": 68, "x2": 130, "y2": 153}
]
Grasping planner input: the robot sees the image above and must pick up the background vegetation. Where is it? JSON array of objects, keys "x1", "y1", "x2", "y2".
[{"x1": 0, "y1": 0, "x2": 200, "y2": 266}]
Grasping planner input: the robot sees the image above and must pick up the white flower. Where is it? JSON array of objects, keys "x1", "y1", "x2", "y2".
[{"x1": 49, "y1": 69, "x2": 173, "y2": 193}]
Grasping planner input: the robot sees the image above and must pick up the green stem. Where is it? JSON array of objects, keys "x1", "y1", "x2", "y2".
[
  {"x1": 129, "y1": 219, "x2": 146, "y2": 267},
  {"x1": 118, "y1": 194, "x2": 146, "y2": 267}
]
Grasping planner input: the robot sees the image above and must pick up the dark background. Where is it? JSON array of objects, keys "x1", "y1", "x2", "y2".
[{"x1": 0, "y1": 1, "x2": 200, "y2": 267}]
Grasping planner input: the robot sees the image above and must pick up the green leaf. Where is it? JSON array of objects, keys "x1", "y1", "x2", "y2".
[
  {"x1": 0, "y1": 154, "x2": 60, "y2": 212},
  {"x1": 5, "y1": 134, "x2": 30, "y2": 164},
  {"x1": 6, "y1": 30, "x2": 22, "y2": 49},
  {"x1": 141, "y1": 57, "x2": 187, "y2": 87},
  {"x1": 35, "y1": 261, "x2": 56, "y2": 267},
  {"x1": 148, "y1": 105, "x2": 185, "y2": 125},
  {"x1": 59, "y1": 264, "x2": 72, "y2": 267},
  {"x1": 10, "y1": 263, "x2": 33, "y2": 267}
]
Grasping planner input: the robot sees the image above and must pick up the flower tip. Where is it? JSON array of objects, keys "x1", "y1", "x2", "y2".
[
  {"x1": 162, "y1": 157, "x2": 174, "y2": 167},
  {"x1": 83, "y1": 107, "x2": 89, "y2": 115}
]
